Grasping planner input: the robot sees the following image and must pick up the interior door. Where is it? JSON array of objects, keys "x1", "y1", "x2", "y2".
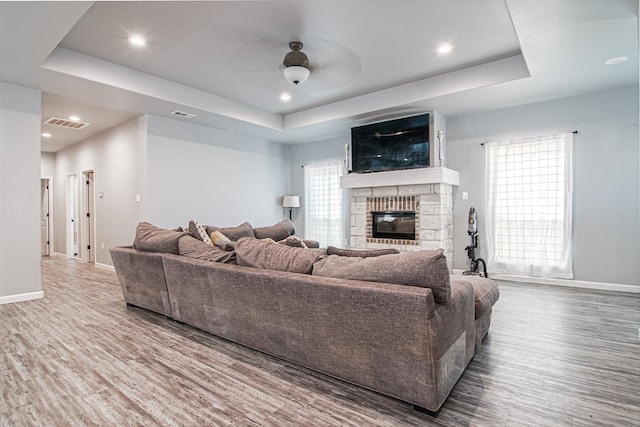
[{"x1": 40, "y1": 179, "x2": 50, "y2": 256}]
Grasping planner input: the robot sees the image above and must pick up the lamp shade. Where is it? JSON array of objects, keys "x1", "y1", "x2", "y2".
[
  {"x1": 282, "y1": 195, "x2": 300, "y2": 208},
  {"x1": 282, "y1": 66, "x2": 310, "y2": 85}
]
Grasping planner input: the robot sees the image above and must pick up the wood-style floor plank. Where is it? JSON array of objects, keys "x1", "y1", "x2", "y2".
[{"x1": 1, "y1": 257, "x2": 639, "y2": 426}]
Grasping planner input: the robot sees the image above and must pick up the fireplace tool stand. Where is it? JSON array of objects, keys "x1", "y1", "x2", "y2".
[{"x1": 463, "y1": 207, "x2": 488, "y2": 278}]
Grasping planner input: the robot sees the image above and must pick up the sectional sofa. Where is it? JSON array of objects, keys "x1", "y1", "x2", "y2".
[{"x1": 110, "y1": 220, "x2": 499, "y2": 415}]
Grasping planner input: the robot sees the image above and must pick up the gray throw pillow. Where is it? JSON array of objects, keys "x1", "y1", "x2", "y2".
[
  {"x1": 253, "y1": 219, "x2": 295, "y2": 241},
  {"x1": 235, "y1": 237, "x2": 325, "y2": 274},
  {"x1": 205, "y1": 222, "x2": 256, "y2": 242},
  {"x1": 133, "y1": 222, "x2": 186, "y2": 254},
  {"x1": 178, "y1": 235, "x2": 237, "y2": 264},
  {"x1": 312, "y1": 249, "x2": 451, "y2": 304}
]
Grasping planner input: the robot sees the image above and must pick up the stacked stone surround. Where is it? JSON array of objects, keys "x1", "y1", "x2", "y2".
[{"x1": 350, "y1": 183, "x2": 454, "y2": 271}]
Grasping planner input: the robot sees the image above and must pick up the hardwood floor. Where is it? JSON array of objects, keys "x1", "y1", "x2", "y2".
[{"x1": 1, "y1": 257, "x2": 639, "y2": 426}]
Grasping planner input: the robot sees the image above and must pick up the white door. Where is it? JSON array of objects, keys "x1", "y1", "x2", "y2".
[
  {"x1": 40, "y1": 179, "x2": 50, "y2": 256},
  {"x1": 68, "y1": 173, "x2": 80, "y2": 259},
  {"x1": 83, "y1": 170, "x2": 95, "y2": 263}
]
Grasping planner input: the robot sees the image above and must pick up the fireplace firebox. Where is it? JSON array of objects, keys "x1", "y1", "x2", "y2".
[{"x1": 372, "y1": 211, "x2": 416, "y2": 240}]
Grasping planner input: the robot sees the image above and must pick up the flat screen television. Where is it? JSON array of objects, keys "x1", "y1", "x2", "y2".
[{"x1": 350, "y1": 113, "x2": 429, "y2": 173}]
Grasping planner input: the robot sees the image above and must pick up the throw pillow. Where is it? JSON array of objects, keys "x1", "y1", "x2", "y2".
[
  {"x1": 178, "y1": 235, "x2": 236, "y2": 264},
  {"x1": 253, "y1": 219, "x2": 295, "y2": 241},
  {"x1": 133, "y1": 222, "x2": 186, "y2": 254},
  {"x1": 206, "y1": 222, "x2": 256, "y2": 242},
  {"x1": 235, "y1": 237, "x2": 325, "y2": 275},
  {"x1": 188, "y1": 220, "x2": 213, "y2": 245},
  {"x1": 326, "y1": 246, "x2": 399, "y2": 257},
  {"x1": 312, "y1": 249, "x2": 451, "y2": 304},
  {"x1": 214, "y1": 240, "x2": 236, "y2": 251},
  {"x1": 210, "y1": 230, "x2": 230, "y2": 244},
  {"x1": 278, "y1": 235, "x2": 308, "y2": 248}
]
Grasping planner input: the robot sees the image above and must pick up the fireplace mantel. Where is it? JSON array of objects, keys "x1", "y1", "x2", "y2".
[{"x1": 340, "y1": 167, "x2": 459, "y2": 189}]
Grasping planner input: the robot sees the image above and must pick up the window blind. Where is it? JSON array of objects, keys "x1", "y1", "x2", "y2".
[{"x1": 304, "y1": 162, "x2": 344, "y2": 247}]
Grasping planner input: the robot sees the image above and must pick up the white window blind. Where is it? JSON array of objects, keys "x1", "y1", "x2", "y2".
[
  {"x1": 304, "y1": 162, "x2": 344, "y2": 247},
  {"x1": 485, "y1": 132, "x2": 573, "y2": 279}
]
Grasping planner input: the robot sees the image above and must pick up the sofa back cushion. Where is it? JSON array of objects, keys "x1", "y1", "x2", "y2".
[
  {"x1": 178, "y1": 235, "x2": 237, "y2": 264},
  {"x1": 253, "y1": 219, "x2": 295, "y2": 241},
  {"x1": 235, "y1": 237, "x2": 325, "y2": 274},
  {"x1": 205, "y1": 222, "x2": 256, "y2": 242},
  {"x1": 326, "y1": 246, "x2": 399, "y2": 258},
  {"x1": 312, "y1": 249, "x2": 451, "y2": 304},
  {"x1": 133, "y1": 222, "x2": 186, "y2": 254}
]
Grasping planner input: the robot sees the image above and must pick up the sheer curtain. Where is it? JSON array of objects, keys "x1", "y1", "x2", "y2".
[
  {"x1": 304, "y1": 162, "x2": 344, "y2": 247},
  {"x1": 485, "y1": 132, "x2": 574, "y2": 279}
]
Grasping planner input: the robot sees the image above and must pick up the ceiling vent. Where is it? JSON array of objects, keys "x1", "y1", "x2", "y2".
[
  {"x1": 171, "y1": 111, "x2": 197, "y2": 119},
  {"x1": 43, "y1": 117, "x2": 90, "y2": 130}
]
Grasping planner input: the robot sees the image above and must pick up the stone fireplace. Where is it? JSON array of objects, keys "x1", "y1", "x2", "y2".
[{"x1": 341, "y1": 167, "x2": 458, "y2": 271}]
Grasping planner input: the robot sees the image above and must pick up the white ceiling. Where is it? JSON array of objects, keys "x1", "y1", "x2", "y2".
[{"x1": 0, "y1": 0, "x2": 637, "y2": 152}]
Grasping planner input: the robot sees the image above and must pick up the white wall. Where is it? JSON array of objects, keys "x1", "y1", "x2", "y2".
[
  {"x1": 447, "y1": 85, "x2": 639, "y2": 286},
  {"x1": 40, "y1": 152, "x2": 56, "y2": 177},
  {"x1": 145, "y1": 115, "x2": 289, "y2": 229},
  {"x1": 0, "y1": 82, "x2": 42, "y2": 302},
  {"x1": 54, "y1": 117, "x2": 142, "y2": 265}
]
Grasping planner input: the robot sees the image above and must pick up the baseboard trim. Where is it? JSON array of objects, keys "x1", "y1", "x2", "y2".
[
  {"x1": 0, "y1": 291, "x2": 45, "y2": 305},
  {"x1": 52, "y1": 252, "x2": 66, "y2": 258},
  {"x1": 452, "y1": 269, "x2": 640, "y2": 294},
  {"x1": 95, "y1": 262, "x2": 115, "y2": 272}
]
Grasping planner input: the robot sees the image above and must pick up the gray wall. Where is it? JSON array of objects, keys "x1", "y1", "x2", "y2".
[
  {"x1": 145, "y1": 115, "x2": 289, "y2": 229},
  {"x1": 40, "y1": 152, "x2": 56, "y2": 177},
  {"x1": 0, "y1": 82, "x2": 42, "y2": 299},
  {"x1": 54, "y1": 117, "x2": 143, "y2": 265},
  {"x1": 447, "y1": 85, "x2": 639, "y2": 286}
]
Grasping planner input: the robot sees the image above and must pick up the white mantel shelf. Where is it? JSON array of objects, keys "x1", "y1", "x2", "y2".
[{"x1": 340, "y1": 167, "x2": 459, "y2": 189}]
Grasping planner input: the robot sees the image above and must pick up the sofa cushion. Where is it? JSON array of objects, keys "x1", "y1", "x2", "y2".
[
  {"x1": 178, "y1": 235, "x2": 237, "y2": 264},
  {"x1": 452, "y1": 275, "x2": 500, "y2": 318},
  {"x1": 235, "y1": 237, "x2": 325, "y2": 274},
  {"x1": 254, "y1": 219, "x2": 295, "y2": 241},
  {"x1": 133, "y1": 222, "x2": 185, "y2": 254},
  {"x1": 278, "y1": 235, "x2": 308, "y2": 248},
  {"x1": 205, "y1": 222, "x2": 255, "y2": 242},
  {"x1": 326, "y1": 246, "x2": 399, "y2": 258},
  {"x1": 312, "y1": 249, "x2": 451, "y2": 304}
]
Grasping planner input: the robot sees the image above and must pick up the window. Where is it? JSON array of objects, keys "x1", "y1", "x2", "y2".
[
  {"x1": 304, "y1": 162, "x2": 344, "y2": 247},
  {"x1": 485, "y1": 133, "x2": 573, "y2": 279}
]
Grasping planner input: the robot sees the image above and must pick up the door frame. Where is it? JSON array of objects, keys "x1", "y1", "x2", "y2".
[
  {"x1": 66, "y1": 171, "x2": 80, "y2": 260},
  {"x1": 41, "y1": 176, "x2": 54, "y2": 256},
  {"x1": 81, "y1": 168, "x2": 96, "y2": 263}
]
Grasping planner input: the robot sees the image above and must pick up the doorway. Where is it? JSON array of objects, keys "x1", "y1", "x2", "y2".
[
  {"x1": 67, "y1": 173, "x2": 80, "y2": 260},
  {"x1": 40, "y1": 178, "x2": 52, "y2": 256}
]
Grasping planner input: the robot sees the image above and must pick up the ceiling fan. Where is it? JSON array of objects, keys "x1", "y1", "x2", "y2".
[{"x1": 282, "y1": 41, "x2": 312, "y2": 85}]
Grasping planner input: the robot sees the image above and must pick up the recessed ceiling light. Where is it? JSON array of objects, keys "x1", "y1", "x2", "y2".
[
  {"x1": 280, "y1": 93, "x2": 292, "y2": 102},
  {"x1": 129, "y1": 35, "x2": 147, "y2": 47},
  {"x1": 437, "y1": 44, "x2": 453, "y2": 54},
  {"x1": 605, "y1": 56, "x2": 629, "y2": 65},
  {"x1": 69, "y1": 115, "x2": 80, "y2": 122},
  {"x1": 42, "y1": 132, "x2": 51, "y2": 138}
]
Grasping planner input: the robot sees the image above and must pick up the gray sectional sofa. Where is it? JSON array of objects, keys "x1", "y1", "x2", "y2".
[{"x1": 111, "y1": 221, "x2": 499, "y2": 415}]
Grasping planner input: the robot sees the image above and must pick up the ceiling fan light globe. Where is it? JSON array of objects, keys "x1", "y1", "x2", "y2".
[{"x1": 283, "y1": 65, "x2": 310, "y2": 85}]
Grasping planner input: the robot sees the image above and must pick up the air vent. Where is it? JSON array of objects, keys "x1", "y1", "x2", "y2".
[
  {"x1": 171, "y1": 111, "x2": 197, "y2": 119},
  {"x1": 43, "y1": 117, "x2": 90, "y2": 130}
]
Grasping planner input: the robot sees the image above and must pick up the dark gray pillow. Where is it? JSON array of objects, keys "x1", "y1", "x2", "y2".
[
  {"x1": 254, "y1": 219, "x2": 295, "y2": 241},
  {"x1": 312, "y1": 249, "x2": 451, "y2": 304},
  {"x1": 235, "y1": 237, "x2": 325, "y2": 274},
  {"x1": 133, "y1": 222, "x2": 185, "y2": 254},
  {"x1": 205, "y1": 222, "x2": 256, "y2": 242},
  {"x1": 327, "y1": 246, "x2": 399, "y2": 258},
  {"x1": 178, "y1": 235, "x2": 236, "y2": 264}
]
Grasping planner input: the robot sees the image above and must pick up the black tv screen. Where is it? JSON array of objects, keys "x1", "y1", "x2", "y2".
[{"x1": 351, "y1": 113, "x2": 429, "y2": 173}]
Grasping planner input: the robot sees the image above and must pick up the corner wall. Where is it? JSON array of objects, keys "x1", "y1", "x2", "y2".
[
  {"x1": 0, "y1": 82, "x2": 42, "y2": 302},
  {"x1": 447, "y1": 85, "x2": 639, "y2": 286}
]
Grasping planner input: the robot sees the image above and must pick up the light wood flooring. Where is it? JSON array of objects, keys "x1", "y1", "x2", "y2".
[{"x1": 1, "y1": 256, "x2": 639, "y2": 426}]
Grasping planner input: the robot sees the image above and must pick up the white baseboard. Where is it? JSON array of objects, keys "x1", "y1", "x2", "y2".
[
  {"x1": 0, "y1": 291, "x2": 45, "y2": 305},
  {"x1": 95, "y1": 262, "x2": 115, "y2": 272},
  {"x1": 52, "y1": 252, "x2": 66, "y2": 258},
  {"x1": 452, "y1": 269, "x2": 640, "y2": 293}
]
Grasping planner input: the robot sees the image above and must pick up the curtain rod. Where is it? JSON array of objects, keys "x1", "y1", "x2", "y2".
[{"x1": 480, "y1": 130, "x2": 578, "y2": 146}]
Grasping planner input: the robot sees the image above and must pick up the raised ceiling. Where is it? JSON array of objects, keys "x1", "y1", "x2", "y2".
[{"x1": 0, "y1": 0, "x2": 637, "y2": 152}]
